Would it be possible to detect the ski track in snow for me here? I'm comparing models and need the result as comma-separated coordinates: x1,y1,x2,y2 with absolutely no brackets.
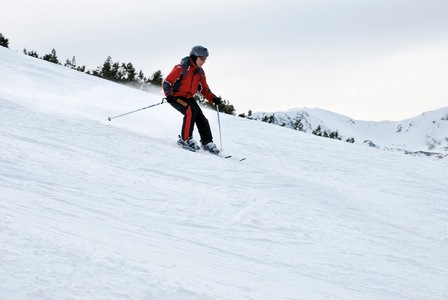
1,47,448,299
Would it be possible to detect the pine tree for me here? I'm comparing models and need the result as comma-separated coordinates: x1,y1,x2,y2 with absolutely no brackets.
312,125,323,136
148,70,163,86
62,56,85,72
112,62,122,81
64,56,77,69
218,99,236,116
76,65,86,72
123,62,136,82
346,137,355,143
100,56,115,80
23,48,39,58
294,119,304,131
329,130,341,140
0,33,9,48
42,49,60,64
138,70,146,82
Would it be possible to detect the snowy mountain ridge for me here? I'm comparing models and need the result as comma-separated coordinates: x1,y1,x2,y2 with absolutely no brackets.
1,46,448,299
250,106,448,158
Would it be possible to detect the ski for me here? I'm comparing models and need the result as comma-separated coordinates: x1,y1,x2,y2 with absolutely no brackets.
178,143,198,152
218,153,246,162
207,151,246,162
223,155,246,162
177,143,246,162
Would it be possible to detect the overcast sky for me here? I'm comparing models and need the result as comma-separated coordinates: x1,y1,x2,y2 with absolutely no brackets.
2,0,448,121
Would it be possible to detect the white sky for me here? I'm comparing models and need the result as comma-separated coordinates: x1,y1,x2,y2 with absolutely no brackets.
2,0,448,121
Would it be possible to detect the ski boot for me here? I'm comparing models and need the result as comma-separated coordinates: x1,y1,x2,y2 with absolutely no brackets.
177,136,201,151
202,141,220,155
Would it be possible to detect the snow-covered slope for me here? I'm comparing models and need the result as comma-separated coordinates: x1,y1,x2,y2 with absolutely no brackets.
1,46,448,300
250,106,448,156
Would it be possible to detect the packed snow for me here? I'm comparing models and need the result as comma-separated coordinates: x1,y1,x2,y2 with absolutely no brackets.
1,46,448,299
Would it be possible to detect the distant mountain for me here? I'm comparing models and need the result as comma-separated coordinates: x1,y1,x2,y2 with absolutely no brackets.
249,107,448,158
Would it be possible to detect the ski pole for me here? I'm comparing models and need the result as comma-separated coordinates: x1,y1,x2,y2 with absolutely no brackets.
107,98,166,121
216,105,223,151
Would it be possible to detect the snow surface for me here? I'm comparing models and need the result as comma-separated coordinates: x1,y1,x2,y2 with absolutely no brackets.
1,46,448,299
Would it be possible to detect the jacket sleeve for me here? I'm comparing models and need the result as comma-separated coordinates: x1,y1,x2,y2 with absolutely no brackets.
163,64,183,97
199,71,216,103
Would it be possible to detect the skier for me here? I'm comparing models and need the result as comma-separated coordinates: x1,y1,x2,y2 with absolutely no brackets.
163,45,221,154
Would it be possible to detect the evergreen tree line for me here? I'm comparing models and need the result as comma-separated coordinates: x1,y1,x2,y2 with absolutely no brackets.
88,55,163,91
22,47,163,90
0,31,238,115
311,125,355,143
22,46,237,114
241,111,355,144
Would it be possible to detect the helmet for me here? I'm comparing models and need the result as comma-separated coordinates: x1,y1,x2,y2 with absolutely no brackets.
190,45,209,57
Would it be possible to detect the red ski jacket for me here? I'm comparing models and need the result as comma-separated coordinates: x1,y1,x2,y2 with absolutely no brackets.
163,57,216,103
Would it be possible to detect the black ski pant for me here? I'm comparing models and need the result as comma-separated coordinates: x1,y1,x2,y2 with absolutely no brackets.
169,97,213,145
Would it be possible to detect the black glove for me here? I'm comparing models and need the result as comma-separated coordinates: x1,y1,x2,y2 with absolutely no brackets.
166,95,175,103
212,97,221,105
